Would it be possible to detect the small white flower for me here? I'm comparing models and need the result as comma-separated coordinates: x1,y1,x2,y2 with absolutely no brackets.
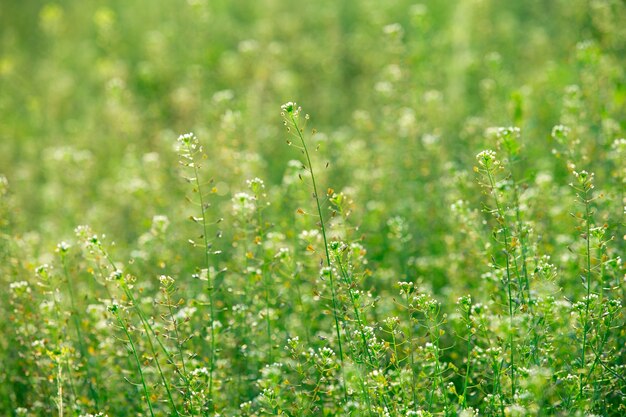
476,149,499,169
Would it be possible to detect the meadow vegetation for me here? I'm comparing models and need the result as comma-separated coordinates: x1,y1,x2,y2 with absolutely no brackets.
0,0,624,416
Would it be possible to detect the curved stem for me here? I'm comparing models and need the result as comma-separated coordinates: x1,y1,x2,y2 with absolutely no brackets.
115,311,155,417
289,113,347,402
187,142,217,410
486,171,516,399
578,187,592,399
61,255,100,408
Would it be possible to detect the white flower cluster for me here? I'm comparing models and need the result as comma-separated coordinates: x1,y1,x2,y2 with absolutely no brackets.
551,124,570,142
475,149,499,169
177,132,198,146
190,367,210,378
158,274,175,287
232,192,256,216
9,281,31,294
280,101,301,117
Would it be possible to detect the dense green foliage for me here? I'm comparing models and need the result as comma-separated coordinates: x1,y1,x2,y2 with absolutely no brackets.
1,0,624,416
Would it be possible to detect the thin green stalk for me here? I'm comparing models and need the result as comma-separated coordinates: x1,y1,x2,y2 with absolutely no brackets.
64,358,78,408
97,248,182,416
39,268,71,415
306,375,326,414
461,316,473,408
56,358,63,417
578,185,592,399
503,135,530,307
585,310,614,390
335,254,394,414
114,309,155,417
287,204,313,346
61,254,100,408
235,200,252,402
287,109,347,401
166,294,188,377
186,141,217,409
336,256,375,367
513,185,532,307
263,263,273,364
292,241,311,346
252,187,274,364
357,373,374,417
388,326,405,415
495,359,506,417
428,314,449,416
486,170,516,398
122,284,181,417
461,336,472,408
96,252,176,371
404,293,418,410
478,317,505,417
164,288,195,416
598,241,606,303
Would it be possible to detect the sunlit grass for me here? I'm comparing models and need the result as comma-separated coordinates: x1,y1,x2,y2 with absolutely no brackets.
1,1,624,416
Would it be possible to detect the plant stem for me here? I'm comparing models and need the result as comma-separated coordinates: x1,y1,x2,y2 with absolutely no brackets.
263,263,273,364
335,254,393,414
404,293,418,410
513,185,532,307
430,313,449,416
486,171,516,399
115,310,155,417
165,290,196,416
461,319,473,408
61,255,101,408
97,248,181,415
56,359,63,417
187,142,217,410
579,186,592,399
289,112,347,402
122,284,181,416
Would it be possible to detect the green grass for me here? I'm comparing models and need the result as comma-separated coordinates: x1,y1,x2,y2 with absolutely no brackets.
1,1,625,416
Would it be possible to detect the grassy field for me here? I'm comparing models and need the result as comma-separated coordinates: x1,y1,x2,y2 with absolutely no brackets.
1,0,625,416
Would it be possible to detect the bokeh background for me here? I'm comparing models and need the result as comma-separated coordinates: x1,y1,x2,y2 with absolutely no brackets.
1,1,625,415
2,0,623,257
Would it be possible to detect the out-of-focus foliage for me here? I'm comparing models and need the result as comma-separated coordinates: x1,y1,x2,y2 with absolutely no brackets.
0,0,624,416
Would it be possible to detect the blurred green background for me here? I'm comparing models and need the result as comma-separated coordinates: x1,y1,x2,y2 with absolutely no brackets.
1,0,624,259
1,1,625,415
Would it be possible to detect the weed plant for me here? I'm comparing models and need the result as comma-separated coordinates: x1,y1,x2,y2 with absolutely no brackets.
1,1,624,416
